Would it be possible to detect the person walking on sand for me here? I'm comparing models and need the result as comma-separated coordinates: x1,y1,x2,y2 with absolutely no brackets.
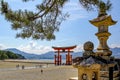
41,69,43,74
22,65,25,69
16,64,20,69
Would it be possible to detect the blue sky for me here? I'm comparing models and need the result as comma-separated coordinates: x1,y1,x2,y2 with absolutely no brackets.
0,0,120,54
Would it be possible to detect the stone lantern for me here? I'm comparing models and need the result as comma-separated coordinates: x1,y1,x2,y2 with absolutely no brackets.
89,15,117,60
73,41,119,80
73,14,119,80
73,1,119,80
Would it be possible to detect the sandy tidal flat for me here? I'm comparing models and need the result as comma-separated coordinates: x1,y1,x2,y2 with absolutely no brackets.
0,60,78,80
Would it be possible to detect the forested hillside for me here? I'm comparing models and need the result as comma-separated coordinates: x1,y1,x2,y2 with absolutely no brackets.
0,50,25,60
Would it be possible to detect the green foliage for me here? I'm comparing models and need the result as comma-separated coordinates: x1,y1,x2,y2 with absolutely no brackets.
79,0,99,11
0,0,112,40
79,0,112,16
0,51,8,60
0,0,68,40
0,50,25,60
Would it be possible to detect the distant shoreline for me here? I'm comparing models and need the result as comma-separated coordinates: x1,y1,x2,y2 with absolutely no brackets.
3,59,54,64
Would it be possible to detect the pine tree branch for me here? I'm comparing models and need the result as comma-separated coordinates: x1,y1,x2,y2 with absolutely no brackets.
0,0,68,40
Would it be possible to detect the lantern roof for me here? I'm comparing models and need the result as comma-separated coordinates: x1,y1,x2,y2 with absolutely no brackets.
79,56,114,66
89,15,117,27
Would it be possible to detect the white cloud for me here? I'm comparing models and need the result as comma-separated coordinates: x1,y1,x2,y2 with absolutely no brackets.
74,44,83,52
63,2,84,12
63,1,88,21
68,13,87,20
109,44,120,48
17,41,84,54
5,0,21,2
0,44,7,50
18,41,53,54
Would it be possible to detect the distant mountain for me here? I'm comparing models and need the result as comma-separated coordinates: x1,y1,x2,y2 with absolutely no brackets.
72,52,82,58
38,51,54,59
39,51,83,59
0,50,25,60
5,48,38,59
111,47,120,58
4,47,120,59
4,48,82,59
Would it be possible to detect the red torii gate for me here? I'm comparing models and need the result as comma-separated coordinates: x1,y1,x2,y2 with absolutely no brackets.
52,45,76,65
